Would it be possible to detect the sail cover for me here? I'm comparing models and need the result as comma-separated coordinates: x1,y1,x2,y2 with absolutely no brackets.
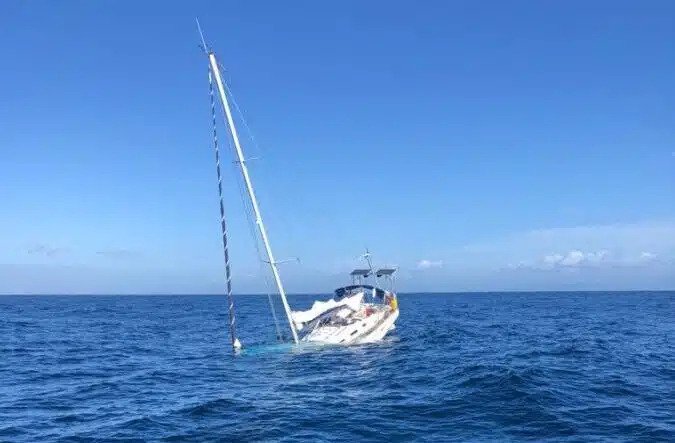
292,292,363,326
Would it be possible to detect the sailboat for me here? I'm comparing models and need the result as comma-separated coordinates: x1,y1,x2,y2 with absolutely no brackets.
293,252,400,345
198,22,399,349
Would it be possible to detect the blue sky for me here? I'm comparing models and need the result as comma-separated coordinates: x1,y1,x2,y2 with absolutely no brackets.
1,1,673,294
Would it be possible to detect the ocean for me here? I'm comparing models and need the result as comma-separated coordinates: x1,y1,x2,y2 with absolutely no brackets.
1,292,673,442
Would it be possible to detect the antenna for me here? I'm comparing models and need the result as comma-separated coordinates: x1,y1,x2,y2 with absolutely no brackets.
195,17,208,53
361,248,374,274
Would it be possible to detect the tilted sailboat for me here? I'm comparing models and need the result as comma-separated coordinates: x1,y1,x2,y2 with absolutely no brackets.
293,252,400,345
198,22,399,349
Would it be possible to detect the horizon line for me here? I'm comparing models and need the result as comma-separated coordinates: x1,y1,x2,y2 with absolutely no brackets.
1,289,673,296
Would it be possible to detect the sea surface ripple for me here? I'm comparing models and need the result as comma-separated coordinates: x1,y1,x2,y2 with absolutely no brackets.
1,292,673,442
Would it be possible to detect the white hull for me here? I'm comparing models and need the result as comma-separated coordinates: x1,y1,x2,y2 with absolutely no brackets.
302,306,399,345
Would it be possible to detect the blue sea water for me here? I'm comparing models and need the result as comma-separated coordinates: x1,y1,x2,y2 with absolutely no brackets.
1,292,673,442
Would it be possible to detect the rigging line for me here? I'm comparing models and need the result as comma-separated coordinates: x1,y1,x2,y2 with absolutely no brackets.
261,255,285,341
220,63,299,263
218,62,264,158
236,166,284,341
229,146,284,342
218,66,286,342
219,63,301,268
223,95,284,342
218,71,285,341
208,67,239,350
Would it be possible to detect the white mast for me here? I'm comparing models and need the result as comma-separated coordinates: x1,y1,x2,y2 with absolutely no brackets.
207,52,299,344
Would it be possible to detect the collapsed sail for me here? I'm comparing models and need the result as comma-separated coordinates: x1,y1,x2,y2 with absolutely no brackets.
291,292,364,328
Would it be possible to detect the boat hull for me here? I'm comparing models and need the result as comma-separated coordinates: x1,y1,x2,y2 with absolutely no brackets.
302,307,399,345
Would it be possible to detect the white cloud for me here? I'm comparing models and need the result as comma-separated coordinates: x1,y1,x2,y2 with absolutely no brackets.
514,248,660,271
27,244,68,257
639,251,657,262
417,259,444,269
559,250,585,266
461,220,674,267
405,221,674,290
538,249,608,269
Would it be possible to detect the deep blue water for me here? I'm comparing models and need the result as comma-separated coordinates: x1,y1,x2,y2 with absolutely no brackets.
1,292,673,442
